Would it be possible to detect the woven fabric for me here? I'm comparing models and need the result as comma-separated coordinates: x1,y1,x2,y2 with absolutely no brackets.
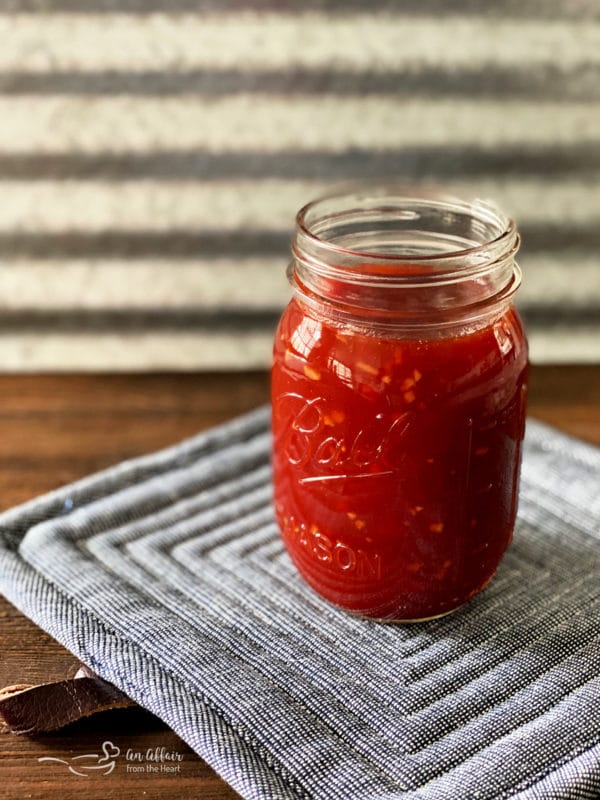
0,406,599,799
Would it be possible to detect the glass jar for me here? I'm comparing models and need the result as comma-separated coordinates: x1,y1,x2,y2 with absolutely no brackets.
271,187,528,622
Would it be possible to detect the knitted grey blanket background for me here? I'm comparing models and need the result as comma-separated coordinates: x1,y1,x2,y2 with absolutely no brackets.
0,406,599,799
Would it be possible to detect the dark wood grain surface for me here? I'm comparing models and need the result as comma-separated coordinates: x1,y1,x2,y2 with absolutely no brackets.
1,367,599,799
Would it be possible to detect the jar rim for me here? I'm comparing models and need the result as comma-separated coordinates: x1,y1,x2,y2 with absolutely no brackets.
290,184,522,328
294,184,518,271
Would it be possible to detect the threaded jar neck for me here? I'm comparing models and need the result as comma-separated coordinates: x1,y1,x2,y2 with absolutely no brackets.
289,186,521,331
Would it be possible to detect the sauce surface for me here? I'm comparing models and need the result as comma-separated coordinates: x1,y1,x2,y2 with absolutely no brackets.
272,297,528,620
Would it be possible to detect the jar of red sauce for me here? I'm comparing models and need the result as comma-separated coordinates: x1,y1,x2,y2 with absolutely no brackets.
272,188,528,622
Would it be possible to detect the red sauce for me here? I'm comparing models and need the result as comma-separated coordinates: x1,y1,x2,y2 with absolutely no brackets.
272,296,528,620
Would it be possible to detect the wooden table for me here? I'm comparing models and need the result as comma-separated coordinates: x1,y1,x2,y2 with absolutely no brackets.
1,367,599,799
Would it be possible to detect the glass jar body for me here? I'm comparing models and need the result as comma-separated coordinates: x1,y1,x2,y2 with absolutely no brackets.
272,298,528,621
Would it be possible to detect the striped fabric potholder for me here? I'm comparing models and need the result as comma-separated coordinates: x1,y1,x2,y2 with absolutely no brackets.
0,406,599,799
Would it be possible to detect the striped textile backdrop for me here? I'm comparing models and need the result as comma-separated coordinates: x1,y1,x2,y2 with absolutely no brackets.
1,0,599,370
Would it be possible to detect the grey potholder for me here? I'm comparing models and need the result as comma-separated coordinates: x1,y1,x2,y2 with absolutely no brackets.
0,406,599,799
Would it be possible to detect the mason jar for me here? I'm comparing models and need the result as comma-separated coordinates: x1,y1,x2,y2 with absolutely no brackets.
271,187,528,622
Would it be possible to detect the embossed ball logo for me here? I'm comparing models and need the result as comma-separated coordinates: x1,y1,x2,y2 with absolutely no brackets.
274,392,413,481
